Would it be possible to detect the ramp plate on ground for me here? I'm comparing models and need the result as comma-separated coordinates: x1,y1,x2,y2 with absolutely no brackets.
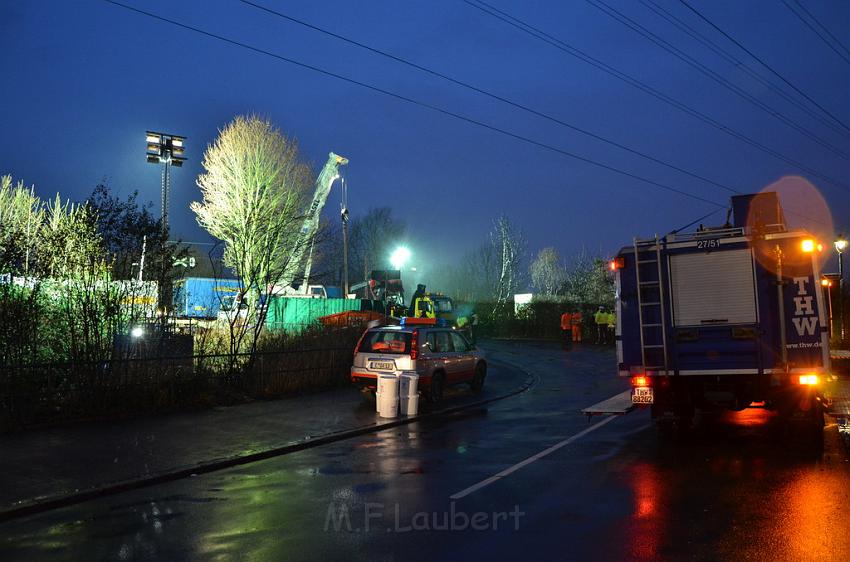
582,390,635,416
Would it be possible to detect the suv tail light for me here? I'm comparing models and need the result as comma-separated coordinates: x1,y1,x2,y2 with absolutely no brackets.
410,329,419,360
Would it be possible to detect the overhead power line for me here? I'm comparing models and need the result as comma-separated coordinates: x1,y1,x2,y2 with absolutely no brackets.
584,0,850,162
678,0,850,135
782,0,850,68
462,0,850,193
640,0,850,140
242,0,834,228
241,0,742,196
101,0,727,209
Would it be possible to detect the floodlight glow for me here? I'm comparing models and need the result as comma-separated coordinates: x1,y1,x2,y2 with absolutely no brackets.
130,326,144,338
390,247,411,269
835,237,848,253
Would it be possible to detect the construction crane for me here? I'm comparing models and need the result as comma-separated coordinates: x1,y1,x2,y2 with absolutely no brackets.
278,152,348,292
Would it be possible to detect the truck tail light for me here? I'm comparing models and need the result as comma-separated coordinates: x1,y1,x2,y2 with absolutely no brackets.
609,257,625,271
410,329,419,360
631,375,649,388
798,374,819,385
801,239,821,253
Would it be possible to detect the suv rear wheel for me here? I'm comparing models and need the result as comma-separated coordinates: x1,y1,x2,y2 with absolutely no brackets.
470,363,486,393
428,372,445,404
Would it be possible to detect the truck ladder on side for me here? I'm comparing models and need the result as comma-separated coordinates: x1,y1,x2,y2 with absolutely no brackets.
633,236,669,375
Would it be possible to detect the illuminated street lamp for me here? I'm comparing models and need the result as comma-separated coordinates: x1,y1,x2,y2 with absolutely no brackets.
835,236,848,341
145,131,187,232
390,247,411,270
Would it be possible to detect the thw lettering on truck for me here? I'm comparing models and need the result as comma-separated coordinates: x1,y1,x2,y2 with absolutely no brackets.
791,276,818,337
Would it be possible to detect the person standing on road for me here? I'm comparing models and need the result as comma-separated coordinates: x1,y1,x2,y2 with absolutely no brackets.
606,309,616,346
594,306,607,345
408,283,426,316
560,309,572,349
570,308,583,343
469,312,479,344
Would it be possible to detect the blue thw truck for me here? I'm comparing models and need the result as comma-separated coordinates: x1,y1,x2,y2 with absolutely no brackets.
613,193,831,428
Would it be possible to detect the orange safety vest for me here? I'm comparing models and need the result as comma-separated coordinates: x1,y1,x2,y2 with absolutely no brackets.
571,311,583,326
560,312,571,330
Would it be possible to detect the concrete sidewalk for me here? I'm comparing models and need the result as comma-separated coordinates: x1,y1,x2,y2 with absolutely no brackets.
0,386,375,511
0,349,530,513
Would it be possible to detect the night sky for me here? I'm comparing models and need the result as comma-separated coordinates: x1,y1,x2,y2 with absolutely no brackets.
3,0,850,273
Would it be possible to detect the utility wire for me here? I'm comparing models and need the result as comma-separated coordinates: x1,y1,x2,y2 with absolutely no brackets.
641,0,850,140
679,0,850,134
782,0,850,67
668,207,725,235
584,0,850,161
462,0,850,192
101,0,726,209
241,0,740,196
243,1,835,229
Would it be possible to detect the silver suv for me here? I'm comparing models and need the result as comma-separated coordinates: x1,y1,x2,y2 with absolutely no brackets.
350,322,486,403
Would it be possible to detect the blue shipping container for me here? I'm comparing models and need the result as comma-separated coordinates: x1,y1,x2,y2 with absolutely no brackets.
173,277,241,319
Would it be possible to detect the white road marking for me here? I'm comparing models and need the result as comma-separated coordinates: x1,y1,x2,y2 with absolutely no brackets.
449,415,620,500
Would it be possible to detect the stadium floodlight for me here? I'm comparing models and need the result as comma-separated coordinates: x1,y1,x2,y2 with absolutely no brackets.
145,130,187,231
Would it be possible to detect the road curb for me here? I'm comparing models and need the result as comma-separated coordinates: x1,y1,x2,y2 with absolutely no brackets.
0,361,535,523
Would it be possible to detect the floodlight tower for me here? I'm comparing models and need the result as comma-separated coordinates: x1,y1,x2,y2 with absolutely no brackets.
145,131,186,232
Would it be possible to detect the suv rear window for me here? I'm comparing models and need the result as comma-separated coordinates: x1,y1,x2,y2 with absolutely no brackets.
359,330,412,354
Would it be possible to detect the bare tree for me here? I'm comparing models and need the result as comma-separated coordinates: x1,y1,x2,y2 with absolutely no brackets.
530,247,566,297
433,215,525,306
447,242,500,302
491,215,525,313
348,207,406,281
563,249,615,306
192,115,313,360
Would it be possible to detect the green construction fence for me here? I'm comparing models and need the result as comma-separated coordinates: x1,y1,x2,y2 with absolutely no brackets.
265,297,385,333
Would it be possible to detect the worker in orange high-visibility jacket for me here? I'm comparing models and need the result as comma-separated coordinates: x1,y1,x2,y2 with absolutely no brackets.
560,310,572,349
570,310,583,343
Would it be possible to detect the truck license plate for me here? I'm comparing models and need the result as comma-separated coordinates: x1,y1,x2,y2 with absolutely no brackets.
370,360,395,371
632,387,654,404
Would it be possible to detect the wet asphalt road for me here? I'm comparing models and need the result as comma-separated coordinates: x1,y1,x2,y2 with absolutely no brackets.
2,341,850,561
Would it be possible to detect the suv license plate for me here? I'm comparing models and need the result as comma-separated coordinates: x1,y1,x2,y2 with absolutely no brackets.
370,360,395,371
632,387,654,404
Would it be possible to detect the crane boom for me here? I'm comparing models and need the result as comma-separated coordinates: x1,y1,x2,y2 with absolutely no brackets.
279,152,348,290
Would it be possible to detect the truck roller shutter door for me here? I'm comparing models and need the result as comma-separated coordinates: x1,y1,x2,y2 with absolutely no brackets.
670,248,757,326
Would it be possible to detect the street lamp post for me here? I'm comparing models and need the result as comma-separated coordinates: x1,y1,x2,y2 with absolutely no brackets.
340,177,349,297
145,131,187,232
836,236,848,342
822,278,834,337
